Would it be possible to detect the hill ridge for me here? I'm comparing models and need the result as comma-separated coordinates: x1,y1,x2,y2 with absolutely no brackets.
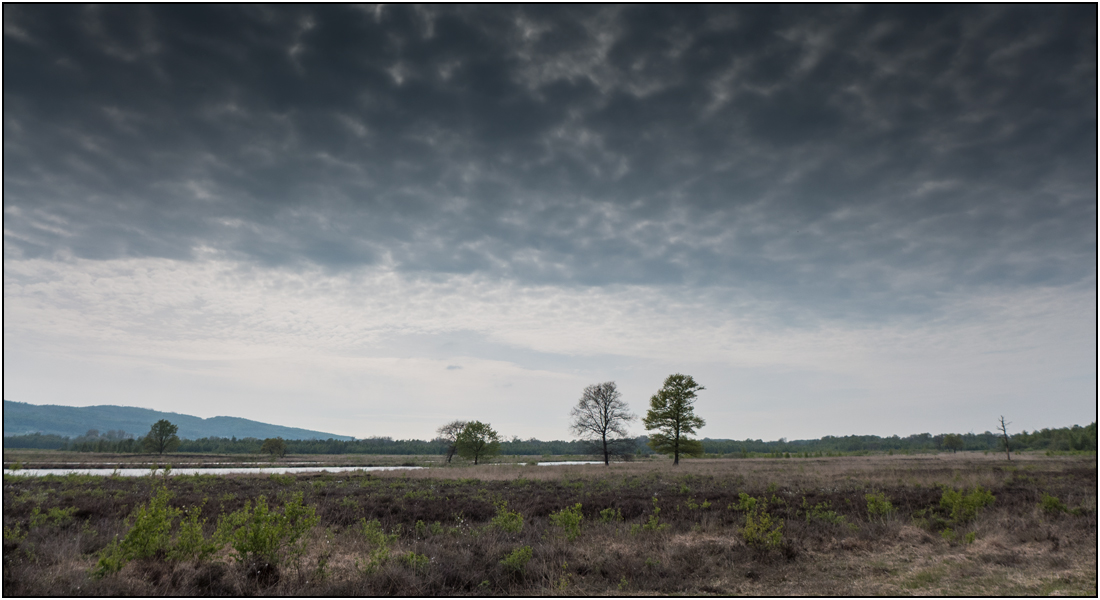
2,400,352,441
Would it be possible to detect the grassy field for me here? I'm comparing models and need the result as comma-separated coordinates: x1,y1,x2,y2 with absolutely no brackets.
3,452,1095,595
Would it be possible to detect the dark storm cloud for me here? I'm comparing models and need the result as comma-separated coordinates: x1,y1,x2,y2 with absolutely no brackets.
4,4,1095,317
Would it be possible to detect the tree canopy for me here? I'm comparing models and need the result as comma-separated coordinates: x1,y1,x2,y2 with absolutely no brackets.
261,437,287,458
643,374,706,465
941,434,964,453
141,419,180,455
455,421,501,465
435,420,468,464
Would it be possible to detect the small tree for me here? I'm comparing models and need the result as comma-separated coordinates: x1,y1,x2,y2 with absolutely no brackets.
643,374,706,465
142,420,180,455
998,416,1012,461
455,421,501,465
942,434,964,454
570,382,636,465
436,420,468,464
261,437,287,459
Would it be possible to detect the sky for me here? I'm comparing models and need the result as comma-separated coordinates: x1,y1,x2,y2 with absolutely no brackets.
3,5,1096,442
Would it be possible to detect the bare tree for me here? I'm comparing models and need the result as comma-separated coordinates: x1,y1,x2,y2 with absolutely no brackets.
998,416,1012,461
570,382,636,465
436,420,468,463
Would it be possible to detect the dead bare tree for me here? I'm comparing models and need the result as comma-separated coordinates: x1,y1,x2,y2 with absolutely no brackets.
436,420,467,463
998,415,1012,461
570,382,636,465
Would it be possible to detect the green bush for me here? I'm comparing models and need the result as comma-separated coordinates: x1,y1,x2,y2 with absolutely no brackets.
684,497,712,510
939,487,995,524
168,506,218,562
402,551,430,573
357,518,396,573
741,503,783,549
865,492,894,517
549,503,583,541
500,545,533,574
1038,493,1080,515
360,518,398,547
642,497,668,532
29,505,79,528
215,492,319,568
801,497,853,529
729,492,757,512
94,486,184,577
491,501,524,533
598,507,623,523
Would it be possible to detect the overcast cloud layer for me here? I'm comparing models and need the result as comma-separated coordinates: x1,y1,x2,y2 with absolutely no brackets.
4,5,1096,441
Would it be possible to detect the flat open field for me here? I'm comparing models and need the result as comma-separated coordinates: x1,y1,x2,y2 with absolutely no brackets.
2,449,450,469
3,452,1096,595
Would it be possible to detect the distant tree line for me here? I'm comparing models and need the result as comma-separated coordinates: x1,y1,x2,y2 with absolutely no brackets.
698,422,1097,456
5,422,1095,456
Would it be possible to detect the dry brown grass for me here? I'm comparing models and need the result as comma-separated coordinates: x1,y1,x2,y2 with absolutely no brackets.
3,452,1095,595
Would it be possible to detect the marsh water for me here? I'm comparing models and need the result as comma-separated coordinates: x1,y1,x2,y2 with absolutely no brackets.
3,460,609,476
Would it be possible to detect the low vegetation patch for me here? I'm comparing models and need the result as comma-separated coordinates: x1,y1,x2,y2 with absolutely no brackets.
2,454,1095,595
549,503,583,541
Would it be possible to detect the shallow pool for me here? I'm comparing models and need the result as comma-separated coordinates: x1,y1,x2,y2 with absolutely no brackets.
3,465,424,477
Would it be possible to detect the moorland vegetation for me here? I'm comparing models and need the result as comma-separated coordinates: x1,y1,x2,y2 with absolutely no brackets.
3,454,1095,595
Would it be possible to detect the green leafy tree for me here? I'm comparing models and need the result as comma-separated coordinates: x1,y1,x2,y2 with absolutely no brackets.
643,374,706,465
455,421,501,465
142,420,181,455
570,382,636,465
435,420,468,464
261,437,287,459
942,434,964,453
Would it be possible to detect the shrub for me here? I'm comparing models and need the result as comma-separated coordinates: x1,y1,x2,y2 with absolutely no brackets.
360,518,398,547
642,497,668,532
1039,493,1080,515
357,518,396,573
729,492,757,513
801,498,853,529
94,486,182,577
599,507,623,523
500,545,533,574
685,497,711,510
215,492,319,569
549,503,583,541
168,506,219,562
402,551,430,573
865,492,894,518
3,524,27,543
269,474,294,486
741,504,783,549
491,501,524,533
29,505,79,528
939,487,995,524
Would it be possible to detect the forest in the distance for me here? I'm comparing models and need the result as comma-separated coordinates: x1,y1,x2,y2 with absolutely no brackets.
5,422,1095,457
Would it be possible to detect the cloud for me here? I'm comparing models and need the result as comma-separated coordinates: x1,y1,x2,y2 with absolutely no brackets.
3,5,1095,439
3,6,1093,314
4,256,1094,438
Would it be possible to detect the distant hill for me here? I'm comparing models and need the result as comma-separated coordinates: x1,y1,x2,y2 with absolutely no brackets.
3,400,352,441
